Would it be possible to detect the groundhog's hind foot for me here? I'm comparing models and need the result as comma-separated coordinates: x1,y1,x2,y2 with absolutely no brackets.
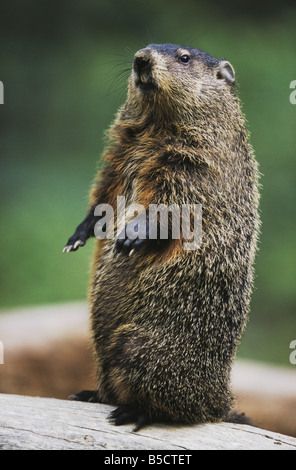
225,410,253,426
69,389,98,403
109,404,150,432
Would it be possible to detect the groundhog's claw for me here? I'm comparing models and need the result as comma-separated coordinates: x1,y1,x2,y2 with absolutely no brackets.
109,404,150,432
69,389,98,402
114,237,148,256
62,237,86,253
62,240,84,253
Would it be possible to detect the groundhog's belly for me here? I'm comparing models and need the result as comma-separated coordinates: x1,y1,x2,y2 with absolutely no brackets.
91,243,203,331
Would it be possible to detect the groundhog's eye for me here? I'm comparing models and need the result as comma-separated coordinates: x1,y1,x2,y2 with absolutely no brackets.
178,54,191,64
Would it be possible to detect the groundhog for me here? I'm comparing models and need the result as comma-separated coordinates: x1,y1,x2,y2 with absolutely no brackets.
63,43,260,431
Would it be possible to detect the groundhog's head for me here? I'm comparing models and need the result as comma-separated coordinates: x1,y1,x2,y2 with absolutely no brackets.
126,43,236,123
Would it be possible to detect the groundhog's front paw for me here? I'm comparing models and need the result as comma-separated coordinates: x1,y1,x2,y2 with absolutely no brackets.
114,236,149,256
63,210,97,253
63,232,86,253
114,221,150,255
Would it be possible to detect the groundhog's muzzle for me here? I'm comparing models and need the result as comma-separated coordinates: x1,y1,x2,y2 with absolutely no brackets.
133,49,157,93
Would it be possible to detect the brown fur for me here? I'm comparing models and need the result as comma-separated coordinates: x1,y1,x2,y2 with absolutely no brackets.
69,44,260,426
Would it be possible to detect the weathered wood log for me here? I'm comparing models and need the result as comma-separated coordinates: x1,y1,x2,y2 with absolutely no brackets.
0,393,295,450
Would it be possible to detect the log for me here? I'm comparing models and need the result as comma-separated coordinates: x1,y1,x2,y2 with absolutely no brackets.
0,393,296,451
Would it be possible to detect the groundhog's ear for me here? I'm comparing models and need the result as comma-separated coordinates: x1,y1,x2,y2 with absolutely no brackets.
216,61,235,85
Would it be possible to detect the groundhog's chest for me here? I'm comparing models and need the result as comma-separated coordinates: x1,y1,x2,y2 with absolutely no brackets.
119,143,201,207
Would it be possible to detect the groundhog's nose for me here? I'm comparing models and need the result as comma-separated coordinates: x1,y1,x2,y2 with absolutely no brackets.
133,55,152,75
133,49,156,91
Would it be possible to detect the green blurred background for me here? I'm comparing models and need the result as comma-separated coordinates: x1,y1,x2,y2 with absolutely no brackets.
0,0,295,366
